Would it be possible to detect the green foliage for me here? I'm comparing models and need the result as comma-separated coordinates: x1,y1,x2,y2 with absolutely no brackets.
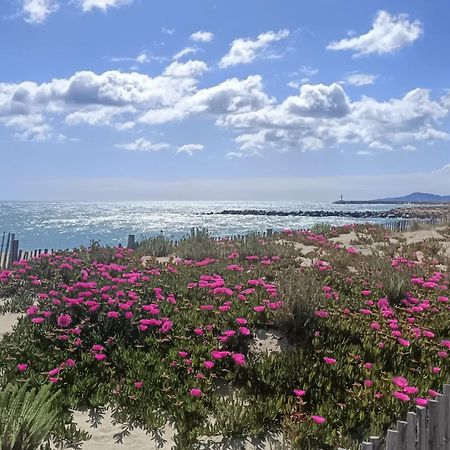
175,228,222,260
309,222,332,236
135,234,174,257
0,383,59,450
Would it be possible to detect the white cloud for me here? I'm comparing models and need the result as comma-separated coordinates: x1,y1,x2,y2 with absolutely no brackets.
163,60,208,78
21,0,58,23
173,47,197,60
176,143,204,155
345,73,377,86
219,29,290,68
190,31,214,43
139,75,273,125
356,150,373,156
116,138,170,151
402,144,417,152
327,10,423,56
162,27,175,35
78,0,133,12
218,84,449,155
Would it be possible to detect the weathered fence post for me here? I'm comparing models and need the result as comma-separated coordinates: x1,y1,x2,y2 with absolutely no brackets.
443,384,450,450
11,239,19,263
397,420,407,450
417,406,428,450
127,234,136,249
429,399,440,449
386,429,398,450
267,228,273,237
406,411,417,449
369,436,381,450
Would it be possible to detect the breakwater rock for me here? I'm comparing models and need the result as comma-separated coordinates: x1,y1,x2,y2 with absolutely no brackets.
206,207,450,220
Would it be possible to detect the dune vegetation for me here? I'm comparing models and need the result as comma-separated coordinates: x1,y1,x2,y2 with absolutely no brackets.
0,223,449,449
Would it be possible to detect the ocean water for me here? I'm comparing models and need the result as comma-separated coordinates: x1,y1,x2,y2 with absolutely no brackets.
0,201,398,251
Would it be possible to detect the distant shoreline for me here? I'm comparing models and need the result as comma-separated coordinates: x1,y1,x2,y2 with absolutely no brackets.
334,200,450,205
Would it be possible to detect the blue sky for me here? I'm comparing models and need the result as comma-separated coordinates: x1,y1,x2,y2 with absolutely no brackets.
0,0,449,200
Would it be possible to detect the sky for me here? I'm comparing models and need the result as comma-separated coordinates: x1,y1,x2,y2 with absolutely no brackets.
0,0,449,201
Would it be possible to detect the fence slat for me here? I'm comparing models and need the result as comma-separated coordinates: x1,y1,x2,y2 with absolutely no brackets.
369,436,381,450
386,429,399,450
361,443,372,450
406,411,417,450
429,399,440,450
397,420,407,450
443,385,450,450
417,405,428,450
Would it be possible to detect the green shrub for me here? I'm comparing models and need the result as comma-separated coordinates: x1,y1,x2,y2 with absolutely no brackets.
0,383,59,450
136,234,174,257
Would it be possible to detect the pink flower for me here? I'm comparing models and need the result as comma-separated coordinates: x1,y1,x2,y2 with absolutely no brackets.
311,415,326,424
253,306,265,313
232,353,246,366
189,388,202,397
323,357,336,365
293,389,306,397
203,360,215,369
236,317,248,325
65,358,76,367
392,376,408,388
107,311,119,319
404,386,418,395
416,397,428,406
398,338,410,347
393,391,410,402
94,353,106,361
57,314,72,328
194,328,204,335
17,363,28,373
31,317,44,324
178,351,188,358
134,381,144,389
92,344,104,352
239,327,251,336
429,389,438,398
48,367,60,377
364,379,373,388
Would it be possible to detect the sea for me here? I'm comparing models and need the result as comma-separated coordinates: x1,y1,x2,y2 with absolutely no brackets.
0,201,400,251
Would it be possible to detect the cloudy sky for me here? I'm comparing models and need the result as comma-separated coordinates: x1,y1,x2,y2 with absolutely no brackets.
1,0,449,201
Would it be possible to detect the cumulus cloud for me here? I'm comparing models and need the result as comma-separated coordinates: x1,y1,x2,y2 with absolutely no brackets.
116,138,170,151
78,0,133,12
139,75,273,124
21,0,58,23
163,60,208,78
327,10,423,56
190,31,214,42
176,144,204,155
173,47,197,60
219,29,290,68
1,60,449,154
0,60,209,140
345,73,377,86
218,84,449,154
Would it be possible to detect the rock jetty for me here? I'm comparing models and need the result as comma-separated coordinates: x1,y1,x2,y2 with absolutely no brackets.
207,205,450,220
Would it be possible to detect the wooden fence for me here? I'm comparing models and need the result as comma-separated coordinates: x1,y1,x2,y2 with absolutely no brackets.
339,384,450,450
1,216,448,269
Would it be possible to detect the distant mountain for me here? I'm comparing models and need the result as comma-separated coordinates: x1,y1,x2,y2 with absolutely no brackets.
374,192,450,203
334,192,450,204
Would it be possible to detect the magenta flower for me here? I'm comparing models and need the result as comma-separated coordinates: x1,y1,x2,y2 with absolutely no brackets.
92,344,104,352
364,379,373,388
293,389,306,397
189,388,202,397
57,314,72,328
31,317,44,324
65,358,76,367
393,391,410,402
94,353,106,361
311,415,326,424
203,360,215,369
323,357,336,365
17,363,28,373
239,326,251,336
416,397,428,406
232,353,246,366
392,376,408,388
107,311,119,319
134,381,144,389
